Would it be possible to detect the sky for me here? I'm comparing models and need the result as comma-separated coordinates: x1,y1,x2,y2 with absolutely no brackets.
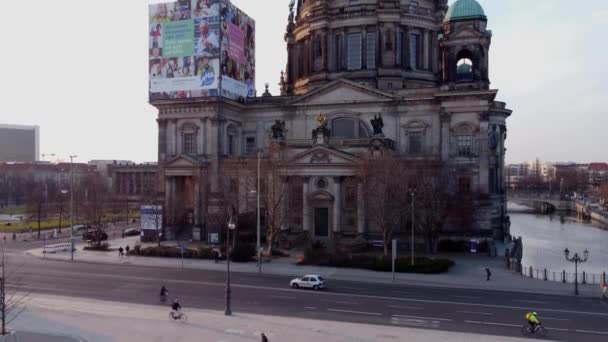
0,0,606,165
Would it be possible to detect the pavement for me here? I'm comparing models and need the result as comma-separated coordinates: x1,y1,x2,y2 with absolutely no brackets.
8,293,539,342
25,236,605,298
6,246,608,341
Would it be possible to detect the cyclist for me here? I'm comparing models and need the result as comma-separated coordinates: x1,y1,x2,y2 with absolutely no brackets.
171,299,182,319
160,285,168,302
525,311,540,332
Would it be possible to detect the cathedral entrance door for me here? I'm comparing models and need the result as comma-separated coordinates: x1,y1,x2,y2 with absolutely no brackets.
314,208,329,238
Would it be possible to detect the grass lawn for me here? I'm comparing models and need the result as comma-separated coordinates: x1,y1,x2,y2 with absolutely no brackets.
0,206,26,215
0,219,72,233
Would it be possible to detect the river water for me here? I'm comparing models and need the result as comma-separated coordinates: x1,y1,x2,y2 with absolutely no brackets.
509,202,608,277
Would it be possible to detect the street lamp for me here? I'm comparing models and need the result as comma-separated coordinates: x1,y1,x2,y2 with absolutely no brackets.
60,189,68,234
69,155,78,261
564,248,589,295
409,188,416,267
225,212,236,316
256,148,262,273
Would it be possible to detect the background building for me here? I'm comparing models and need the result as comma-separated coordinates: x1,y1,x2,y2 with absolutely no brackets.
0,124,40,162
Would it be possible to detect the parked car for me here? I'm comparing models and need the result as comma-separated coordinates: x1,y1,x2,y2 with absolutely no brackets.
290,275,325,290
123,228,141,236
82,230,108,242
73,225,87,232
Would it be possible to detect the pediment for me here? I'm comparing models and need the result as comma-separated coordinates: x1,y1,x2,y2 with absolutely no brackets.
292,79,395,106
164,154,204,168
288,146,359,165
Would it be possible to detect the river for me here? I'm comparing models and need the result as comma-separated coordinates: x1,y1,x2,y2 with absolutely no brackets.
509,202,608,277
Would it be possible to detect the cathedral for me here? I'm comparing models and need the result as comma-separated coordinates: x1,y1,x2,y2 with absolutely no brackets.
151,0,512,245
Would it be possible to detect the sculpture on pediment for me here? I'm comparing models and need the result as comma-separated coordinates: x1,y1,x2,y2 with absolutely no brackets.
310,151,331,164
371,114,384,135
312,113,331,141
488,125,499,152
271,120,286,140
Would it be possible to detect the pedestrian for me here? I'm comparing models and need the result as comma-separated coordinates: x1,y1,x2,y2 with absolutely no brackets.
261,333,269,342
214,250,220,264
125,245,130,255
485,267,492,281
118,246,124,257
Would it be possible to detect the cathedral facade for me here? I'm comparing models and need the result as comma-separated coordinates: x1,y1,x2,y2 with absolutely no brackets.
151,0,512,244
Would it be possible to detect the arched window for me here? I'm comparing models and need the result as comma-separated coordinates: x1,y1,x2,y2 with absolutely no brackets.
331,117,370,139
456,50,474,81
226,124,238,155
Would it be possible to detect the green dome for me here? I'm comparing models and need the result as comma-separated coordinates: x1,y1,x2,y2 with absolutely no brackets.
457,63,472,74
444,0,486,23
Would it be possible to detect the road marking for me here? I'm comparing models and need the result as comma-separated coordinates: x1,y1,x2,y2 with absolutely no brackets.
340,287,362,291
465,320,519,328
388,305,423,310
575,330,608,335
26,268,608,318
268,295,296,299
513,300,548,305
541,317,570,321
393,315,452,322
449,295,480,299
546,327,569,332
328,309,382,316
457,310,494,316
333,300,357,305
304,306,317,310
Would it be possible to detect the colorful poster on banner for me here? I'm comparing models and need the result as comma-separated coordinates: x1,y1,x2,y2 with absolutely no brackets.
220,0,255,99
148,0,254,101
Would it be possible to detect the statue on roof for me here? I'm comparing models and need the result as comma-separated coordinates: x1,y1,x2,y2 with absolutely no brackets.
271,120,286,140
371,114,384,135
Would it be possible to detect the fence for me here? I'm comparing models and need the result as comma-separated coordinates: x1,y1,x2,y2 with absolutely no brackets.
43,243,72,254
521,265,607,286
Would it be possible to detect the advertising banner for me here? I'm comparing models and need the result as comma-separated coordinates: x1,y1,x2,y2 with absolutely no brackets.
149,0,254,101
141,205,163,231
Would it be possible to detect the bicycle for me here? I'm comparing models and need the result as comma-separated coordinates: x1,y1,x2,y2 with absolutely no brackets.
169,310,188,322
521,323,548,337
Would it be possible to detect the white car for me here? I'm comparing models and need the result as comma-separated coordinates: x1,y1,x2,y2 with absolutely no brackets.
290,275,325,290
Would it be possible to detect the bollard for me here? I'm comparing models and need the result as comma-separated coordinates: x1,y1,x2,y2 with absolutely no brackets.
529,266,534,278
562,270,566,283
543,269,548,281
582,272,587,285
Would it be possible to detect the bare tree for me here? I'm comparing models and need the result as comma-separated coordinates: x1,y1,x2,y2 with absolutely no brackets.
141,178,163,246
0,243,29,335
80,174,110,247
25,179,46,238
257,143,289,256
358,154,408,257
412,166,452,254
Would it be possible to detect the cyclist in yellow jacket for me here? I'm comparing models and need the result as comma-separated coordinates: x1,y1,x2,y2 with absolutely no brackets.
526,312,540,331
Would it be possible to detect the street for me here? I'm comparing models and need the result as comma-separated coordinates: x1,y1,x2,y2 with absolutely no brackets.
5,249,608,342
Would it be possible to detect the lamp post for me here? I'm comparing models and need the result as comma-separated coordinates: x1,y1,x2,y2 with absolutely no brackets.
410,188,415,267
256,148,262,273
69,155,78,261
564,248,589,295
60,189,68,234
225,212,236,316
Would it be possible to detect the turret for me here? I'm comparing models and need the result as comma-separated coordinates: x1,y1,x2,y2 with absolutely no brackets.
440,0,491,91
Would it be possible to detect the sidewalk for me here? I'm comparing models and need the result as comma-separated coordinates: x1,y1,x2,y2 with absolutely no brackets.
27,237,604,298
9,293,535,342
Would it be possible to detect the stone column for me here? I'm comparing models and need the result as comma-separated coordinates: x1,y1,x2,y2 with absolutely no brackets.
479,120,490,194
357,181,365,235
440,112,451,162
404,26,411,70
158,119,167,162
423,29,430,70
302,177,310,233
333,177,342,234
193,176,201,241
164,177,172,225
